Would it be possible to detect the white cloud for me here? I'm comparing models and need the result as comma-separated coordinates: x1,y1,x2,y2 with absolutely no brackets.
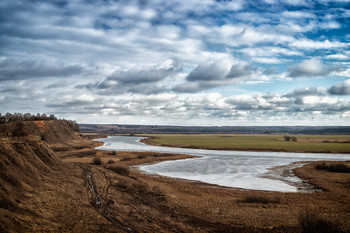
281,11,315,18
281,0,310,6
319,21,341,29
240,47,302,57
302,96,339,105
277,21,316,33
290,39,348,49
288,57,341,77
253,57,284,64
63,94,95,105
1,0,349,125
333,68,350,77
328,80,350,95
325,54,348,60
173,58,253,92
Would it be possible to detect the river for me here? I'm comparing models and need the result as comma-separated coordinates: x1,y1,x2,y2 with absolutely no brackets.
95,136,350,192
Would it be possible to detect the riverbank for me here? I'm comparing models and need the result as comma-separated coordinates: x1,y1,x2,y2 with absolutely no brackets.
140,134,350,154
62,142,350,232
2,124,349,232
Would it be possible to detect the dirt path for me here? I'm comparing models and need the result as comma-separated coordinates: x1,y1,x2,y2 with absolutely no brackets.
96,168,111,200
79,164,137,232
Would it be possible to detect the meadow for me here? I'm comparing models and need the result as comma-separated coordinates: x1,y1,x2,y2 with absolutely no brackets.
142,134,350,154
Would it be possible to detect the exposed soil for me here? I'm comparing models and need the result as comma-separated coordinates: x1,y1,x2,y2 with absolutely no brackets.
1,121,349,232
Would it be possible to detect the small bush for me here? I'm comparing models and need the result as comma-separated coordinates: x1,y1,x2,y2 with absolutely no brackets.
137,154,147,159
108,151,117,155
316,162,350,173
120,157,132,162
12,122,28,137
107,160,115,164
242,194,280,204
92,157,102,165
112,179,147,194
112,179,129,190
298,209,339,233
147,186,167,202
108,165,130,176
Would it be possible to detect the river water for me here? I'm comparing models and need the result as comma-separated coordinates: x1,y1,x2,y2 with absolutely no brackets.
95,136,350,192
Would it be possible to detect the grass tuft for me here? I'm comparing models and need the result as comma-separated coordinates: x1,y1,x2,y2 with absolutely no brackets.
92,157,102,165
107,159,115,164
120,157,132,162
136,154,147,159
298,208,340,233
242,194,281,204
108,165,130,176
316,162,350,173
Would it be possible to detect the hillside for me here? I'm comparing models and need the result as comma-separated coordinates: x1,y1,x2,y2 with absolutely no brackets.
0,120,115,232
1,119,350,232
1,120,83,147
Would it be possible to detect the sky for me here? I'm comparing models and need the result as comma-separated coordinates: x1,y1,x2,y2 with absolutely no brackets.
0,0,350,126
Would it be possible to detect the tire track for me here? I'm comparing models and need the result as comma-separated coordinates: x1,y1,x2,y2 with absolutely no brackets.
96,168,111,200
77,164,137,232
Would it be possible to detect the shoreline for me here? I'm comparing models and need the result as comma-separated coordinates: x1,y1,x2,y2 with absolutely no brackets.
60,136,350,232
94,136,348,193
140,136,350,154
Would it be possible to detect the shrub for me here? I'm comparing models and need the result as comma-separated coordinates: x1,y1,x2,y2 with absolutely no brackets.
112,179,129,190
298,209,339,233
92,157,102,165
12,122,28,137
147,186,167,202
109,151,117,155
120,157,132,162
284,135,291,141
108,165,130,176
316,162,350,173
112,179,148,194
242,194,280,204
107,160,115,164
137,154,147,159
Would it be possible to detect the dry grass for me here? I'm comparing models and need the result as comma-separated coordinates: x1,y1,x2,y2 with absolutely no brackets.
316,162,350,173
298,208,341,233
242,193,281,204
120,157,132,162
92,157,102,165
142,134,350,153
107,165,130,176
2,123,350,232
107,159,115,164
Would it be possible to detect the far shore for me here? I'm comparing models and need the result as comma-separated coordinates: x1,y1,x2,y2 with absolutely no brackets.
140,136,350,154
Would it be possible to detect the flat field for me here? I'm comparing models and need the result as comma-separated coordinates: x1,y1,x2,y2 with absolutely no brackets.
142,134,350,153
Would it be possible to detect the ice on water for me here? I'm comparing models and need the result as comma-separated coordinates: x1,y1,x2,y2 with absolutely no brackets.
96,136,350,192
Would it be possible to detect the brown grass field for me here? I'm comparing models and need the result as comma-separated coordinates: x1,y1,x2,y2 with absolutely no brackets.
141,134,350,153
1,122,350,232
56,145,350,233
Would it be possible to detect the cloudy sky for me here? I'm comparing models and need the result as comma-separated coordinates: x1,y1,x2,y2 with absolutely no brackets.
1,0,350,125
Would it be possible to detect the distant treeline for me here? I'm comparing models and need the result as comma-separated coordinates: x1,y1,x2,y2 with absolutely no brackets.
0,112,80,133
0,112,57,124
80,124,350,135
